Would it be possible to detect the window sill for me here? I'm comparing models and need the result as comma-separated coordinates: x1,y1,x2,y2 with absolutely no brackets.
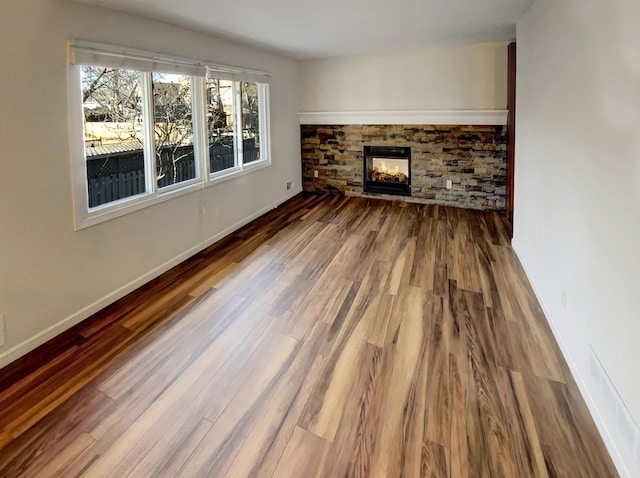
207,159,270,186
74,158,270,230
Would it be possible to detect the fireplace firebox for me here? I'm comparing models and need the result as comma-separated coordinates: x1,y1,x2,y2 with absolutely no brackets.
363,146,411,196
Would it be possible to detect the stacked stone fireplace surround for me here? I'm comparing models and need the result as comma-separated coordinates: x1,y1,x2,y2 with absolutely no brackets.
301,124,507,211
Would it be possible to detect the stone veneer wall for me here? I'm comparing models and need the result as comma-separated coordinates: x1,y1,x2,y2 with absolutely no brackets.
301,124,507,211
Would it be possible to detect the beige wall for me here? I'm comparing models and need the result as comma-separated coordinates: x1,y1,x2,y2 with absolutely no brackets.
515,0,640,475
0,0,301,366
298,43,508,112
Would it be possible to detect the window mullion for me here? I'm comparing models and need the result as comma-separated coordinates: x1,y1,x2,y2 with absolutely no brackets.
192,76,208,179
141,72,157,195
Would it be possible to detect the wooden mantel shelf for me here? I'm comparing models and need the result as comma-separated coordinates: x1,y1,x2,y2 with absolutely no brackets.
298,109,508,126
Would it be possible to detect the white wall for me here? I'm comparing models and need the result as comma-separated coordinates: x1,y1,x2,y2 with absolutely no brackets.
0,0,301,367
298,43,508,112
515,0,640,475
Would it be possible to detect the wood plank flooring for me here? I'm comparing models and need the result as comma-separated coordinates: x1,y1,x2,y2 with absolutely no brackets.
0,193,618,477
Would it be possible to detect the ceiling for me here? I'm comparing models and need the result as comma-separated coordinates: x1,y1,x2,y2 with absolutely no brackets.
77,0,534,59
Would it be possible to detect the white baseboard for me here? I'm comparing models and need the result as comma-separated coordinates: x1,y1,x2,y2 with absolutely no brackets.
0,187,302,369
512,240,636,478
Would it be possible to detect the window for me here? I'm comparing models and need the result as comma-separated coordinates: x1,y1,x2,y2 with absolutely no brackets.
82,67,147,208
241,82,261,164
69,41,270,229
206,78,235,174
152,73,197,189
204,78,269,175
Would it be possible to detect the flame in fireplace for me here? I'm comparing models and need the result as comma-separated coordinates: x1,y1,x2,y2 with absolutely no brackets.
379,160,400,175
371,158,408,183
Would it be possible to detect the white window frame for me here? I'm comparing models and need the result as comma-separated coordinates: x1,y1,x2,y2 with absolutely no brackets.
68,40,271,230
152,74,201,194
203,76,271,182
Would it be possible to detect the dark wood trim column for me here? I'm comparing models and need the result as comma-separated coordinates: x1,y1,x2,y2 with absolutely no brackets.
506,42,516,233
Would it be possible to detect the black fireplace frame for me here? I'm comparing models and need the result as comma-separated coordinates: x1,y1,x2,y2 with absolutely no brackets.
363,145,411,196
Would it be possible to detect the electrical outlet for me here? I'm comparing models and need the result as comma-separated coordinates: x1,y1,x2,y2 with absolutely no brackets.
216,206,222,217
314,170,319,178
199,201,206,215
286,181,293,191
0,314,5,347
446,180,452,189
561,289,568,310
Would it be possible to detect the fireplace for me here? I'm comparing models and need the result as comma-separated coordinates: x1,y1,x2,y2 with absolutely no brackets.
363,146,411,196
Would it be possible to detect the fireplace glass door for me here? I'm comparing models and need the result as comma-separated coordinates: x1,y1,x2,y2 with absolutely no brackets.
363,146,411,196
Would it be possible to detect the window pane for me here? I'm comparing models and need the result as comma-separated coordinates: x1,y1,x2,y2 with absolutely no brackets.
241,82,260,164
152,73,196,188
82,66,146,208
206,78,235,174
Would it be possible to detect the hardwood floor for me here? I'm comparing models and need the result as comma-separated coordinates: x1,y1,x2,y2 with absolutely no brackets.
0,193,618,477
